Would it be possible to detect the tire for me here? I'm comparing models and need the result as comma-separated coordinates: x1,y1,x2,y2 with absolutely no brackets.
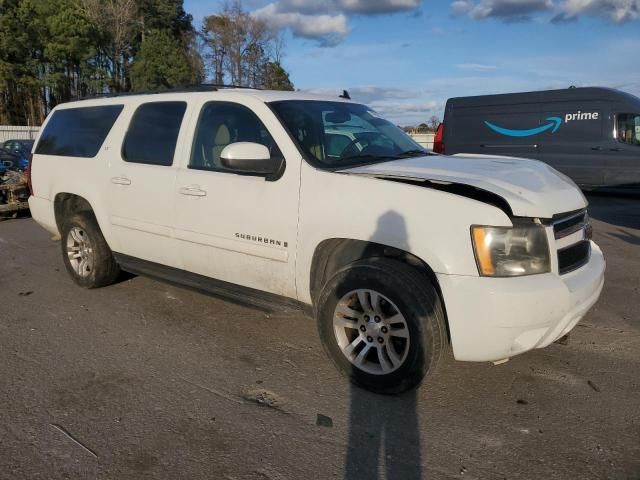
317,257,446,394
60,211,120,288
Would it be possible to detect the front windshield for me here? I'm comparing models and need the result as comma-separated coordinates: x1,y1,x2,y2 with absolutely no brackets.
270,100,428,168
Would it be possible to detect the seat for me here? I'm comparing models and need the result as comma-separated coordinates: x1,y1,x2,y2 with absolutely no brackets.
201,123,231,168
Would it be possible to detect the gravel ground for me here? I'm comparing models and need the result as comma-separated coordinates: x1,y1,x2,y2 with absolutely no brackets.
0,193,638,480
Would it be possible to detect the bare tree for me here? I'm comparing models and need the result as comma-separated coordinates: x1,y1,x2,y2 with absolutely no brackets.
202,14,229,85
272,31,286,65
427,115,441,131
201,1,287,88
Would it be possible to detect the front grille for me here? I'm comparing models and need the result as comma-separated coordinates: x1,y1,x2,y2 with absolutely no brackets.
551,209,591,275
553,210,588,239
558,240,591,275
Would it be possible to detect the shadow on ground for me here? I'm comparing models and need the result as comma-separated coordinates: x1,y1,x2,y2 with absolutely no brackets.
586,192,640,231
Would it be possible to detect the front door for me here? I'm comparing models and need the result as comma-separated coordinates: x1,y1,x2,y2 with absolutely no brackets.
173,99,300,299
604,112,640,186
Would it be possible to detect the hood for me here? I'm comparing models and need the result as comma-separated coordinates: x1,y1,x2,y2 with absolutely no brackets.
340,154,587,218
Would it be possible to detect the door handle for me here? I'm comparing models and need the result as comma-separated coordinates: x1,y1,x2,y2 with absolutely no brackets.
591,146,603,151
179,186,207,197
610,147,622,152
111,176,131,185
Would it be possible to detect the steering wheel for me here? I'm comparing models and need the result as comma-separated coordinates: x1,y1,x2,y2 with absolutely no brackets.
339,137,371,158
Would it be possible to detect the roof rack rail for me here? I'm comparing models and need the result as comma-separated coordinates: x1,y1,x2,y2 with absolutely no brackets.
77,83,260,101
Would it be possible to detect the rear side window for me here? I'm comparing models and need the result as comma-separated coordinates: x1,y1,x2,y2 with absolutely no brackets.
123,102,187,166
35,105,123,158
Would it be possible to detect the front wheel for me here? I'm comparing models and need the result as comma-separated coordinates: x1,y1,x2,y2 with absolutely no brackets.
317,258,446,394
60,212,120,288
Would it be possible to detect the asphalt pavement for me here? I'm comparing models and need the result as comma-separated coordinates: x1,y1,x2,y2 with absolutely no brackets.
0,193,638,480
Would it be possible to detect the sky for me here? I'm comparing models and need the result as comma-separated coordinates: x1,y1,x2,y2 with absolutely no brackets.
184,0,640,125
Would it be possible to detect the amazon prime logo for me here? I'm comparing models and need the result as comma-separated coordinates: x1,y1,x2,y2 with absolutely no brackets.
564,111,599,123
484,111,599,138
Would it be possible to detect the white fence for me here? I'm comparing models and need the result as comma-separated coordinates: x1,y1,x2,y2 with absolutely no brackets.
409,133,435,151
0,126,40,144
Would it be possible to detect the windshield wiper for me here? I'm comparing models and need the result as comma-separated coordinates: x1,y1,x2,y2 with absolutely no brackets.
393,149,428,158
336,150,428,169
329,154,401,170
340,154,390,162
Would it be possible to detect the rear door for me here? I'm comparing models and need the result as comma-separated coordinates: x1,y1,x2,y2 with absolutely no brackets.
107,101,190,267
537,101,605,186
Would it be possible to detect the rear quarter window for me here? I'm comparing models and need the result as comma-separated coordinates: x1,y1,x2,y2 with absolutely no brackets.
35,105,124,158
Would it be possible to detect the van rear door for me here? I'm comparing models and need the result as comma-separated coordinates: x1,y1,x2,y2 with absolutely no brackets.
537,101,605,187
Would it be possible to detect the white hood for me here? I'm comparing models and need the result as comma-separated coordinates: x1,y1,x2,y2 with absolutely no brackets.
341,154,587,218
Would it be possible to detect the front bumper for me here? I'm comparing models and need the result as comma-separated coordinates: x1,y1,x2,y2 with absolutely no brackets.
437,241,605,362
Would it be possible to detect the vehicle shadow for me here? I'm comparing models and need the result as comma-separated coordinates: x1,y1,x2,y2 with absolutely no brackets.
585,192,640,231
345,388,422,479
606,229,640,246
343,211,423,479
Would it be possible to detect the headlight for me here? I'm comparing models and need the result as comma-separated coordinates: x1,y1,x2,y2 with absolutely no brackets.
471,224,550,277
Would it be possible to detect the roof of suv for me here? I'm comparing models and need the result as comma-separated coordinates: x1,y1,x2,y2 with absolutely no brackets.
57,88,355,110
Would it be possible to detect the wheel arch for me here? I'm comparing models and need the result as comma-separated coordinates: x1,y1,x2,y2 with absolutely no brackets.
309,238,451,342
53,193,95,232
53,192,115,249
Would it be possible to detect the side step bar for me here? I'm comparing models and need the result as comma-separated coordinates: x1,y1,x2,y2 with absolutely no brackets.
114,253,312,317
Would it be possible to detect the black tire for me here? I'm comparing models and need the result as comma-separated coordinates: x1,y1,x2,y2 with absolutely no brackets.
60,211,120,288
317,257,446,394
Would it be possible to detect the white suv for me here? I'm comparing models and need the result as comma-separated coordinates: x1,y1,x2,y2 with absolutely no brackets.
28,87,605,394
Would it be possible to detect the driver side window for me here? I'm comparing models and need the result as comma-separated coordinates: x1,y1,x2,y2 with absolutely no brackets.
190,102,280,171
616,113,640,146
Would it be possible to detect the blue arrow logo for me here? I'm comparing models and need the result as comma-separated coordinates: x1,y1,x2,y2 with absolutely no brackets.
484,117,563,137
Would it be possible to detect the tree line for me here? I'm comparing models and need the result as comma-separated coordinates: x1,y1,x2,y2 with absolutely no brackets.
412,116,441,132
0,0,294,126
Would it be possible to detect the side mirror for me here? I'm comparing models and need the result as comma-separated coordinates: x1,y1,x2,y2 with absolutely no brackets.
220,142,282,176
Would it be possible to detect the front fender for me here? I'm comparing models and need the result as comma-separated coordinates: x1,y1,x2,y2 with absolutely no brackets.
296,163,511,304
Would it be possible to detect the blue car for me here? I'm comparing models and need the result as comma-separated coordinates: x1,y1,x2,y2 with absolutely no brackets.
0,146,28,171
2,139,33,170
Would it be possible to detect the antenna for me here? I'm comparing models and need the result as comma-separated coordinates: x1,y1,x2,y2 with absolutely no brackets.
339,90,351,100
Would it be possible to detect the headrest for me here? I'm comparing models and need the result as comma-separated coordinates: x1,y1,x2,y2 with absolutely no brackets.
214,124,231,145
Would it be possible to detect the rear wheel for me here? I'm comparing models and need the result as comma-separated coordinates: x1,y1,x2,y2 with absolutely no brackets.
60,212,120,288
317,257,446,394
